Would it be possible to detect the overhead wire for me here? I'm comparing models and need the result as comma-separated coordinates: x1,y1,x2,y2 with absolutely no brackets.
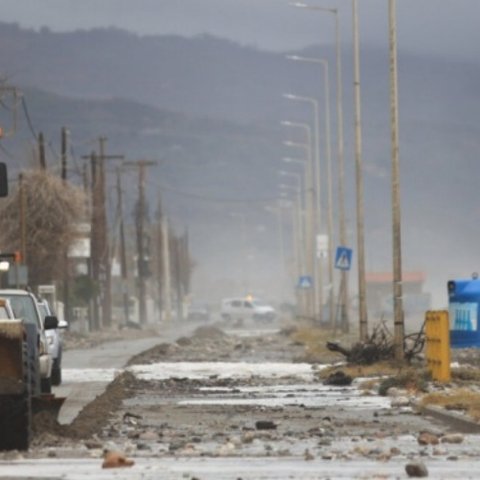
21,96,37,140
144,177,292,205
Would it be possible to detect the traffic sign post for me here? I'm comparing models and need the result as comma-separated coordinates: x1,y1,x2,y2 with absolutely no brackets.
297,275,313,289
335,247,353,271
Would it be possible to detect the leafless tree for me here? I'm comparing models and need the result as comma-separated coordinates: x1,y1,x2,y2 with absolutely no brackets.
0,169,86,287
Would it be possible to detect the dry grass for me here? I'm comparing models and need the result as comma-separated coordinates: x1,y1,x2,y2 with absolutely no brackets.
317,361,400,380
452,366,480,384
421,388,480,421
290,324,356,362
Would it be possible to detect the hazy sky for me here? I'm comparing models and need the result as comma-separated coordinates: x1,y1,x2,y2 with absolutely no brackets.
0,0,479,61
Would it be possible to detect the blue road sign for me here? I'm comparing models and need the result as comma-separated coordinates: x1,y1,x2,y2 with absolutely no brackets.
297,275,313,289
335,247,353,271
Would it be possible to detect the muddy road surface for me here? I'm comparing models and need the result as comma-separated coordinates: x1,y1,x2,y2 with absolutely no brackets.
1,320,480,479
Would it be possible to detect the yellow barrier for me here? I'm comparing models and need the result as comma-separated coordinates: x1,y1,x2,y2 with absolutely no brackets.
425,310,451,382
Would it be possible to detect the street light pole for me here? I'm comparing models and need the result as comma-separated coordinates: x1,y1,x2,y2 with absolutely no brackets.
279,170,305,275
283,95,322,321
286,57,335,328
279,179,305,310
281,121,323,318
352,0,369,341
289,1,350,331
389,0,404,361
283,137,317,320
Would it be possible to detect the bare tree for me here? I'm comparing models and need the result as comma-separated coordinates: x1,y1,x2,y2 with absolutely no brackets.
0,169,86,287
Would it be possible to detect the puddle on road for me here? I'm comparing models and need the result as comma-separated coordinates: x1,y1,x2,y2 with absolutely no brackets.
62,368,120,383
184,383,391,409
63,362,321,384
126,381,391,410
128,361,320,381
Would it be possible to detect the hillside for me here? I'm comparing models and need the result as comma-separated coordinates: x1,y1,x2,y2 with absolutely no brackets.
0,23,479,303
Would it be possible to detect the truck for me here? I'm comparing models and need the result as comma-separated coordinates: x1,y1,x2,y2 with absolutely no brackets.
0,164,63,450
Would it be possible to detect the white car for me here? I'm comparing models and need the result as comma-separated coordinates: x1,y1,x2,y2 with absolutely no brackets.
37,299,67,386
221,297,276,323
0,289,57,393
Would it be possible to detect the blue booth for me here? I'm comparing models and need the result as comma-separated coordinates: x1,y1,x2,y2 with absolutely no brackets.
448,279,480,348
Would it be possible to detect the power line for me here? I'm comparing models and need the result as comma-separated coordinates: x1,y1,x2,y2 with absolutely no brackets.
21,96,37,140
0,142,18,161
147,179,299,205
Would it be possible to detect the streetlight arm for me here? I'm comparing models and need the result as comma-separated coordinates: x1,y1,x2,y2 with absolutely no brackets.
286,55,328,69
289,2,337,14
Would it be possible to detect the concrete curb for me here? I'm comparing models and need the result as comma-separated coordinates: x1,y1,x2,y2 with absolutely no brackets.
413,402,480,433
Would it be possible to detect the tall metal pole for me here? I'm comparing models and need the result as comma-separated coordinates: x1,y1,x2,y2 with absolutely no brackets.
280,180,305,312
283,96,321,321
282,121,321,319
389,0,404,361
322,62,335,329
334,9,350,332
352,0,368,341
289,2,350,330
283,138,316,320
162,216,172,323
285,59,334,327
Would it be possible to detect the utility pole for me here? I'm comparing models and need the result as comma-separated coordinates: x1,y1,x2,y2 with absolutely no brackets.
38,132,46,170
88,152,100,331
116,166,130,326
18,173,27,264
61,127,70,326
85,137,124,329
162,215,172,323
61,127,68,181
154,197,164,322
389,0,405,361
352,0,369,341
173,235,184,321
124,160,157,326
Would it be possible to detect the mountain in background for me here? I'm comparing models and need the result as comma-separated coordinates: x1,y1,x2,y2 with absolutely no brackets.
0,23,479,304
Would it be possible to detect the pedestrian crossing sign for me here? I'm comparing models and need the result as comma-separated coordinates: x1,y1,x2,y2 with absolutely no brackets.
297,275,313,289
335,246,353,271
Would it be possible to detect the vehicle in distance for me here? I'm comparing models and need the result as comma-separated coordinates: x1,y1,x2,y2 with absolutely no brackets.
37,298,67,386
221,297,276,323
0,289,56,393
186,302,210,322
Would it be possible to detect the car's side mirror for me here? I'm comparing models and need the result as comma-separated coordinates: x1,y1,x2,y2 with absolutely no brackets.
44,315,59,330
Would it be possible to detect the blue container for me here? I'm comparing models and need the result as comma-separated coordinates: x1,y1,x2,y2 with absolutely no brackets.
448,279,480,348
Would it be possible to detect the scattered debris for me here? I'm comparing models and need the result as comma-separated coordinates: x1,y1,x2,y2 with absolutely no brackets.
323,370,353,386
255,420,277,430
405,460,429,477
102,450,135,469
326,321,425,365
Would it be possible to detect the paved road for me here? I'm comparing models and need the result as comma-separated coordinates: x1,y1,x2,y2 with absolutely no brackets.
3,322,480,480
55,320,201,424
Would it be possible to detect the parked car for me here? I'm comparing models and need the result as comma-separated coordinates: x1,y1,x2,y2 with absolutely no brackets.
37,298,67,386
0,297,14,319
0,289,57,393
221,297,276,323
186,302,210,322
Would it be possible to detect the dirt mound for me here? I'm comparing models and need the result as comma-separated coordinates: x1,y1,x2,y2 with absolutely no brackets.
191,325,226,340
32,371,141,446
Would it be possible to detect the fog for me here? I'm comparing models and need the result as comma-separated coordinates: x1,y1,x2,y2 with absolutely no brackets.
0,1,477,326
